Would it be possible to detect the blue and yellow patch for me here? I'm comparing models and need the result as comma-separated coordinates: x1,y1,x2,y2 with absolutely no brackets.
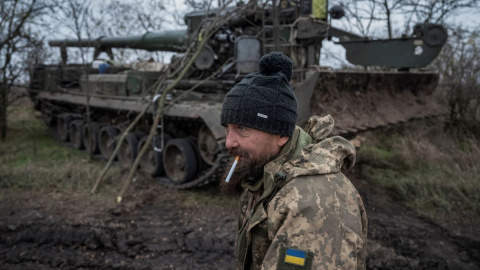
284,248,307,266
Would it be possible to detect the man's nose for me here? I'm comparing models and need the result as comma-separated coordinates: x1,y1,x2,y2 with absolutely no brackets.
225,132,239,149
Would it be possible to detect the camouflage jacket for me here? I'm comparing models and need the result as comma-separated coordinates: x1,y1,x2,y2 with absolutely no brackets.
234,115,367,270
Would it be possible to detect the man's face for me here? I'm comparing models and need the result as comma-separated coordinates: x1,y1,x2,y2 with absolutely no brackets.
220,123,289,197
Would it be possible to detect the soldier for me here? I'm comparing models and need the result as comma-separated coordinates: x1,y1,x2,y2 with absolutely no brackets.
220,52,367,270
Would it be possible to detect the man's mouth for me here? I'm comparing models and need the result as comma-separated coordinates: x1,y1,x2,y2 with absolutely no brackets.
228,148,249,160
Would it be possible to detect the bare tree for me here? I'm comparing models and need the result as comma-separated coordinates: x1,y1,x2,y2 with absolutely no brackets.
434,27,480,131
50,0,94,63
184,0,215,10
335,0,479,38
0,0,50,141
90,0,168,63
403,0,478,24
336,0,401,38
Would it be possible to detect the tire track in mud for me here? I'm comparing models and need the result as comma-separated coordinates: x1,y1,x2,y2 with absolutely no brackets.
0,192,236,270
1,178,480,270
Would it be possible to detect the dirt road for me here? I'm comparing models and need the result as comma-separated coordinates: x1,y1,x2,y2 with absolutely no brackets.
1,171,479,270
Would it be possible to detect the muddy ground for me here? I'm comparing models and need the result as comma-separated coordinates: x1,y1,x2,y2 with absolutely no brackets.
1,168,480,270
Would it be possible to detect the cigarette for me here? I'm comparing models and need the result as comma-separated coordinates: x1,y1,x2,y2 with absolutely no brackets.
225,156,239,183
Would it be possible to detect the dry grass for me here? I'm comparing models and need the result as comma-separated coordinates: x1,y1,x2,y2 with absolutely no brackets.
0,99,230,209
0,100,121,198
358,119,480,223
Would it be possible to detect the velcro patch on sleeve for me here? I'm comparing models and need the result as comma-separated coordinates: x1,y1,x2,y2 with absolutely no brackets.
285,248,306,266
277,246,313,270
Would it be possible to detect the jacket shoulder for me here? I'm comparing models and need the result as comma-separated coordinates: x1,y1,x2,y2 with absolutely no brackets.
265,174,367,269
269,173,364,231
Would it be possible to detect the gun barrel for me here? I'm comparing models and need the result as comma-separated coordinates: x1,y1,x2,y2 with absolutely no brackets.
49,30,188,53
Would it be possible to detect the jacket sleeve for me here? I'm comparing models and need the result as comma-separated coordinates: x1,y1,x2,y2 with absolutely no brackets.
261,174,367,270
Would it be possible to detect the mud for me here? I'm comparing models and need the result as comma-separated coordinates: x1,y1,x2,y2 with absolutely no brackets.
353,172,480,270
1,171,479,270
310,71,447,135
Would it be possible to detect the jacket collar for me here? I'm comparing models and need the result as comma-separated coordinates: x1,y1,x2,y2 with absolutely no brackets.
241,124,312,195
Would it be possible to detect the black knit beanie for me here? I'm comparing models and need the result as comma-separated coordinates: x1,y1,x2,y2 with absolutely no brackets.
221,52,297,137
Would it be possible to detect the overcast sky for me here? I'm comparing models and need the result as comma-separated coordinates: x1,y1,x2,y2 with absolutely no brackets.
48,0,480,69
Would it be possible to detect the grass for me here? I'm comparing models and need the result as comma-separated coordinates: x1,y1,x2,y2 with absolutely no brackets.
0,99,233,210
180,182,236,208
0,100,120,198
4,99,478,224
358,119,480,222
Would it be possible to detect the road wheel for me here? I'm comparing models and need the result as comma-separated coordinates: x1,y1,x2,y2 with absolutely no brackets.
83,122,100,155
57,115,72,142
98,126,120,160
163,138,198,184
138,135,165,177
198,125,218,166
117,133,140,168
69,120,85,149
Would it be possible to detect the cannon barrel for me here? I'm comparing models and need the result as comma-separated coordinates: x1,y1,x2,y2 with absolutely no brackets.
49,30,188,53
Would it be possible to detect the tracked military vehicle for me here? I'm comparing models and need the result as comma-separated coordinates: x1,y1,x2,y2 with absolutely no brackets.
29,1,448,188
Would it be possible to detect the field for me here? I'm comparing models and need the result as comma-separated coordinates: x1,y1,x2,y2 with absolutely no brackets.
359,121,480,223
1,99,479,269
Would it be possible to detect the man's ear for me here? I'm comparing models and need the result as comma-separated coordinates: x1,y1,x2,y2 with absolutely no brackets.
278,136,289,147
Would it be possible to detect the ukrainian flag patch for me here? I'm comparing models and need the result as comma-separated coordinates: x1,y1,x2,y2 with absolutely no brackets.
284,248,306,266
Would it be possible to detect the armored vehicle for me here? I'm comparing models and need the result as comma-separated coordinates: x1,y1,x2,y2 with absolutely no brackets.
29,0,448,188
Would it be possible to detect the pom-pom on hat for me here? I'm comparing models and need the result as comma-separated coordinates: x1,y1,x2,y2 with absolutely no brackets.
221,52,298,137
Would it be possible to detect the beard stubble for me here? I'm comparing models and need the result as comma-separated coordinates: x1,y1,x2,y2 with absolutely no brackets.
220,148,277,198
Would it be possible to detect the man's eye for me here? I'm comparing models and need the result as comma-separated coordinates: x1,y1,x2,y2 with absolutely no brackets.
225,126,229,135
236,126,250,137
